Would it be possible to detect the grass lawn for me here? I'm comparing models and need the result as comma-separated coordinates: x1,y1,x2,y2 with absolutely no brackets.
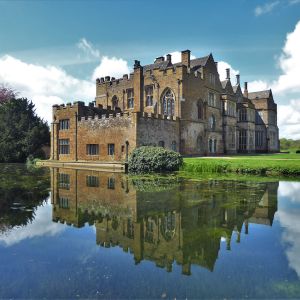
182,153,300,176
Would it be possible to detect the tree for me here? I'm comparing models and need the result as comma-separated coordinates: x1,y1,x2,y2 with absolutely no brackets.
0,97,50,162
0,86,16,104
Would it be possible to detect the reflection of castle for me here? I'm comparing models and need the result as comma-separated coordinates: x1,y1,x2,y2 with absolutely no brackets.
51,168,278,275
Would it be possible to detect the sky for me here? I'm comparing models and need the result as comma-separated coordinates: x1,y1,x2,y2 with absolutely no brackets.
0,0,299,138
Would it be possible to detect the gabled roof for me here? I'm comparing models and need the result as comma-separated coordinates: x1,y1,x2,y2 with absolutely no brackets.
248,90,271,100
232,85,239,93
142,54,211,74
221,79,234,95
221,80,227,89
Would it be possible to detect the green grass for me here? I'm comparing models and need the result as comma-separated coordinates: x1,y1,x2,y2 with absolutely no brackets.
182,153,300,177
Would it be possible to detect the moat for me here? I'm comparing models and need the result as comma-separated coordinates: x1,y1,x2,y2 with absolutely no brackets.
0,165,300,299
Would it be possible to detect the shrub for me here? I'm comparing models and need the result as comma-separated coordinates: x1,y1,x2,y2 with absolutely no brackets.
296,150,300,154
128,146,183,173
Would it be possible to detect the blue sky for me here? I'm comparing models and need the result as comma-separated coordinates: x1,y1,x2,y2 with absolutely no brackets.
0,0,300,138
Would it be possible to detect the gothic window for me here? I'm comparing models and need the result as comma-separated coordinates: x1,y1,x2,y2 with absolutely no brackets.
208,92,216,107
209,115,216,130
127,89,134,109
112,96,118,110
162,89,175,116
209,139,217,153
145,86,153,107
197,100,203,119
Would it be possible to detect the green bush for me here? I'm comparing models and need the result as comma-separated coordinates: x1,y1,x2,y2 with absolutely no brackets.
296,150,300,154
128,146,183,173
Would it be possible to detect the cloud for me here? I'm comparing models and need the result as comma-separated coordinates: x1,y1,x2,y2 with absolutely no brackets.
77,38,100,59
254,1,280,16
0,55,95,123
0,200,65,246
272,21,300,94
278,99,300,139
92,56,130,81
289,0,300,5
217,61,239,82
277,182,300,278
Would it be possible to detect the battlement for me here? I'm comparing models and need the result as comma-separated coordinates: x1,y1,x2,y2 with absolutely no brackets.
95,73,134,86
138,112,179,122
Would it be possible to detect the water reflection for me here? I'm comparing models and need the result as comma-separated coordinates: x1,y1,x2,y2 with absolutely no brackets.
51,168,278,275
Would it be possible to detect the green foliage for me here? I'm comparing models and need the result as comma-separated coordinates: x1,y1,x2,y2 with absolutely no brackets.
280,138,300,152
0,98,50,162
128,146,183,173
183,154,300,177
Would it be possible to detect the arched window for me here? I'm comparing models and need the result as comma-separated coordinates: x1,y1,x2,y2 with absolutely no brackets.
112,96,118,110
209,115,216,130
160,212,176,241
197,100,203,119
162,89,175,116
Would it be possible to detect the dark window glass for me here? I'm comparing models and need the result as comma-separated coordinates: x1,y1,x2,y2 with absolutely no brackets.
58,197,69,209
59,119,70,130
86,144,99,155
158,141,165,148
107,177,115,189
86,175,99,187
59,139,70,154
58,173,70,189
108,144,115,155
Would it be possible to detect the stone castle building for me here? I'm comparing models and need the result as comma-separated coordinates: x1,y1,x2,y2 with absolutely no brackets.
51,50,279,162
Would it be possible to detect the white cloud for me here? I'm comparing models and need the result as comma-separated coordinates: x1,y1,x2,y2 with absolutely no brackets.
289,0,300,5
278,99,300,139
0,55,95,123
272,21,300,94
0,200,65,246
77,38,100,59
254,1,280,16
92,56,130,81
277,182,300,278
217,61,239,82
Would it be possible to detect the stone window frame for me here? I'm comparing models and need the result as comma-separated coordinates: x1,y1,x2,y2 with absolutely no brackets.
197,99,204,120
58,197,69,209
145,85,154,107
86,175,99,187
208,114,216,131
86,144,99,156
59,139,70,155
107,177,115,190
255,130,264,147
208,91,216,107
208,138,217,154
171,140,177,151
239,108,247,122
239,129,247,151
127,89,134,109
108,143,115,156
112,95,119,110
161,88,175,116
59,119,70,130
58,173,70,190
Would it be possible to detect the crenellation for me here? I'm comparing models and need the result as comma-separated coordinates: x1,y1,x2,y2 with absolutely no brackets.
51,49,279,163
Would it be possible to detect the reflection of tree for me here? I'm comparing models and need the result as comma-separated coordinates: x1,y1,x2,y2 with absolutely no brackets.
0,165,50,233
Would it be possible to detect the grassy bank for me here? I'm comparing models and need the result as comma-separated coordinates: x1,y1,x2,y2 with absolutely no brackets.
182,153,300,176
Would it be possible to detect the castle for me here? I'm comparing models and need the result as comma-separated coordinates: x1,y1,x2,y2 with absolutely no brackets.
50,50,279,163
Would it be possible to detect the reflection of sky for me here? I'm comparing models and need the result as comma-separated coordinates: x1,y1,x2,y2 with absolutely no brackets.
0,199,65,246
277,182,300,278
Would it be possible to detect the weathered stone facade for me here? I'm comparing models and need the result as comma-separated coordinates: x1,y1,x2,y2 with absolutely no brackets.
51,50,279,162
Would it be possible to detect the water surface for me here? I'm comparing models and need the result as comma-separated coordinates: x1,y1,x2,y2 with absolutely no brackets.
0,165,300,299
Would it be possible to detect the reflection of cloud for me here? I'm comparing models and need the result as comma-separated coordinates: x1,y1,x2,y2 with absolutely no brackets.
278,182,300,202
0,200,65,246
278,182,300,278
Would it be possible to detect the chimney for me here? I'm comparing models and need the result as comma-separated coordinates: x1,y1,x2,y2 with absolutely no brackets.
134,60,141,69
226,68,230,80
244,81,248,98
154,56,164,63
236,74,240,85
166,54,172,63
181,50,190,67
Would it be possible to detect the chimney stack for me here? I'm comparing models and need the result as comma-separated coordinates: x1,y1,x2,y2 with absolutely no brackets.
166,54,172,63
236,74,240,85
244,81,248,98
181,50,191,67
226,68,230,80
